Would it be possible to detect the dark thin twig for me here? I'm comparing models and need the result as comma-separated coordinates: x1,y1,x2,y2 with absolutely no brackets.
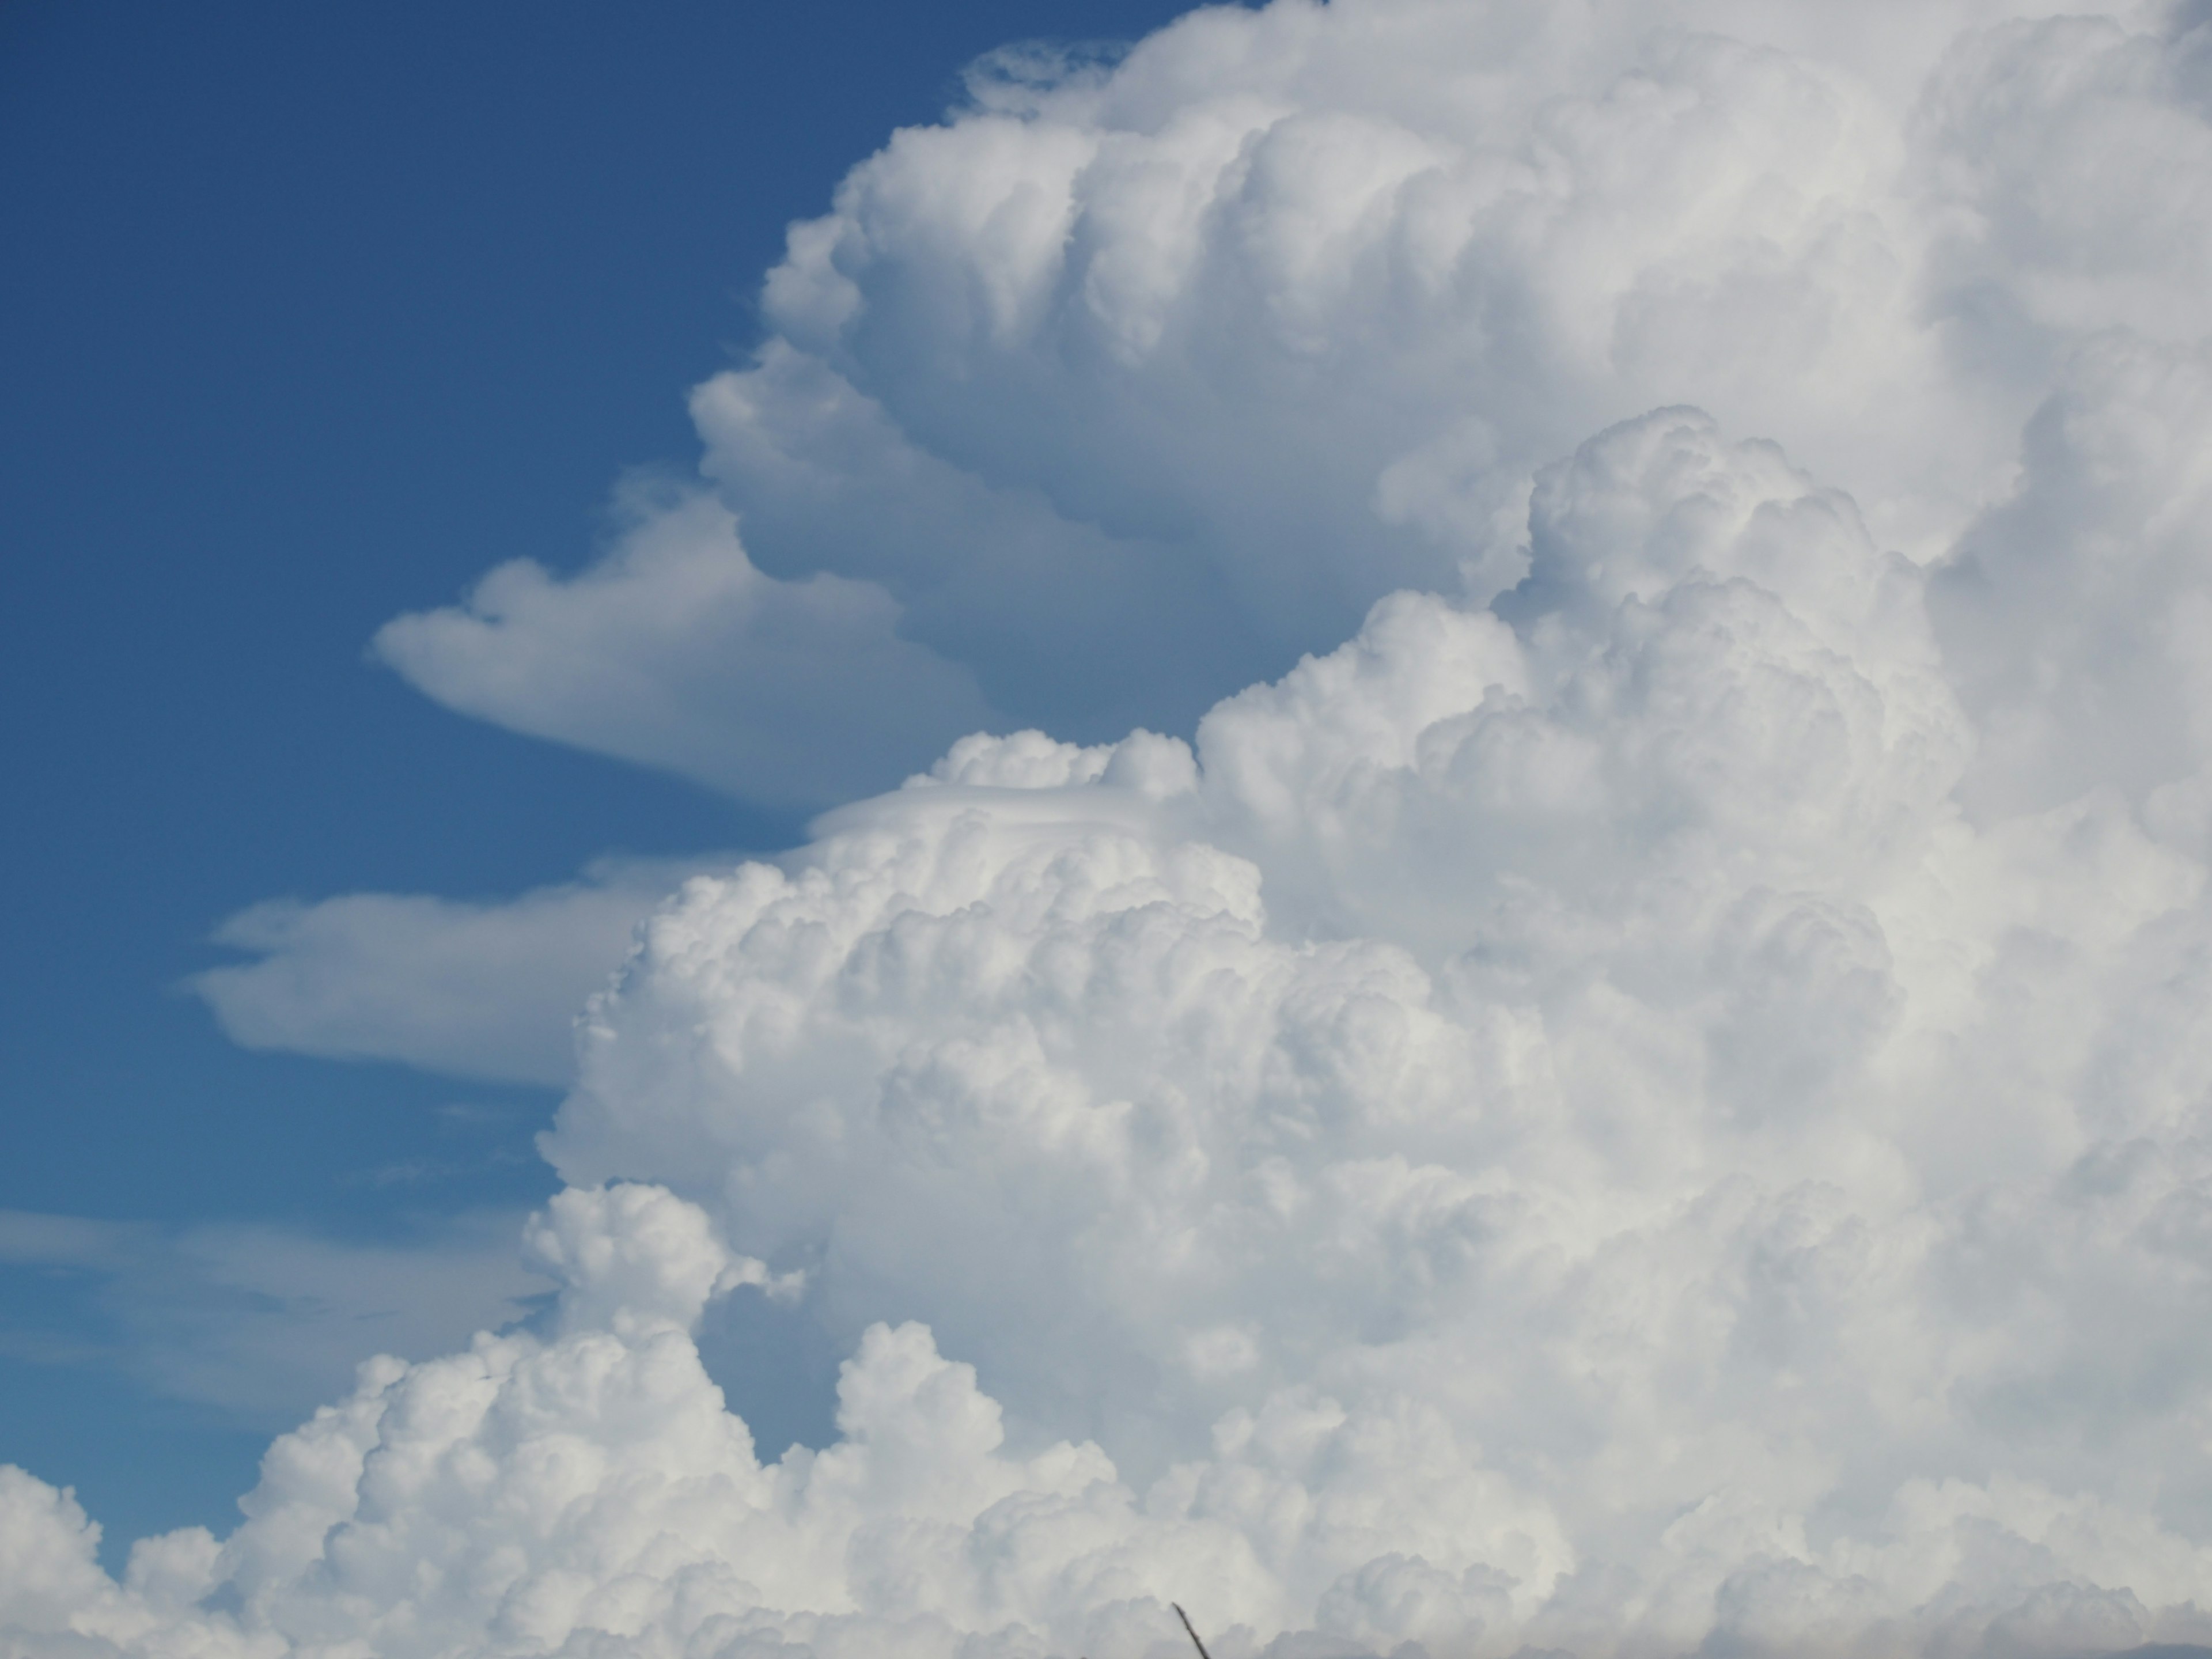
1171,1603,1213,1659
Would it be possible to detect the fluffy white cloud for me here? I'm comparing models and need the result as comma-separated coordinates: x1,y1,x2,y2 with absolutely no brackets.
51,0,2212,1653
39,391,2212,1654
190,856,725,1086
382,0,2210,812
521,407,2212,1654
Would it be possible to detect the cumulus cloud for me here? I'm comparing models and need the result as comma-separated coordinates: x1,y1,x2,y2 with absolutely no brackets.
189,855,725,1086
42,0,2212,1653
73,395,2212,1654
525,406,2212,1654
378,0,2211,812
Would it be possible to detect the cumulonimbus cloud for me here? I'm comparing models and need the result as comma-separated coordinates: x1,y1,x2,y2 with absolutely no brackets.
24,0,2212,1654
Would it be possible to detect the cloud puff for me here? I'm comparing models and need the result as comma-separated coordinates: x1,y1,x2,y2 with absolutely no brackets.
40,0,2212,1654
517,408,2212,1656
0,1184,1575,1659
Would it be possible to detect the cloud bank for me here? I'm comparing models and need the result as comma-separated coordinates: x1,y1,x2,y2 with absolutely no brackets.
23,0,2212,1654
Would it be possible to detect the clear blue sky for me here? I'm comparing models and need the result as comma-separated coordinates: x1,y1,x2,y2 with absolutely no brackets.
0,0,1201,1562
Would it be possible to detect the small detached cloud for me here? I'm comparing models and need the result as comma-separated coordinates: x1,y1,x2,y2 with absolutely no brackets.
47,396,2212,1656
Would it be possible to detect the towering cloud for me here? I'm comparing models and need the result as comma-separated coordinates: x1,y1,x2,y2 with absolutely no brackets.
18,0,2212,1654
381,0,2206,810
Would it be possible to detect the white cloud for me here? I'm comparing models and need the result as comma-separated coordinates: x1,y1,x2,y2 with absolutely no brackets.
39,0,2212,1653
374,482,993,807
377,0,2186,811
189,855,725,1085
45,396,2200,1655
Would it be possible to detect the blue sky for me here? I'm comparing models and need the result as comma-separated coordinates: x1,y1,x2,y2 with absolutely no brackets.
0,0,1198,1561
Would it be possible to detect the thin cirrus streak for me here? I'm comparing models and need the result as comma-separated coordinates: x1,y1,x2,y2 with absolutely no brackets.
16,1,2212,1656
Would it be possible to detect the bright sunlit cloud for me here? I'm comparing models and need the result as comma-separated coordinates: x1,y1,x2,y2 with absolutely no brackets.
14,1,2212,1655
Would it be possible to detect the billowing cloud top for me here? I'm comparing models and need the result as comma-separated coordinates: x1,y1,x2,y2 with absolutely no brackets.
20,1,2212,1656
373,0,2212,808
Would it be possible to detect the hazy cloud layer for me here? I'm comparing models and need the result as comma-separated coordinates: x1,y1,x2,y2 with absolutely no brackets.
0,1209,546,1427
28,0,2212,1655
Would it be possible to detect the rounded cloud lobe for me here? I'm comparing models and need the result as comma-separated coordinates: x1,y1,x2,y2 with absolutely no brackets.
22,1,2212,1656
